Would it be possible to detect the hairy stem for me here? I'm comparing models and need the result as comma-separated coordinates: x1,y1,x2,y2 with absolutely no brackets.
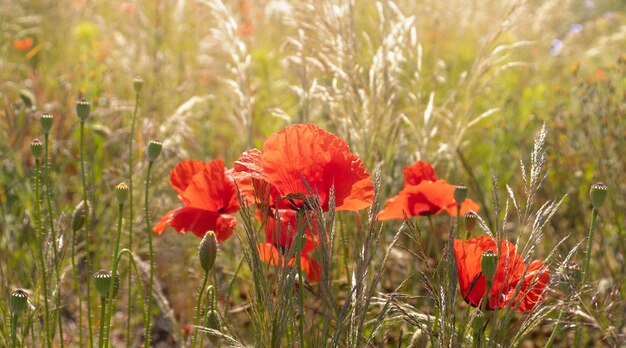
101,203,124,348
79,120,94,348
144,160,155,348
127,89,139,348
35,159,52,348
192,270,210,348
11,314,18,348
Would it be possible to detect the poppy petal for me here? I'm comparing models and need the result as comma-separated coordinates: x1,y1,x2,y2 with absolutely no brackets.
179,160,240,213
152,206,236,241
403,161,437,187
170,160,207,197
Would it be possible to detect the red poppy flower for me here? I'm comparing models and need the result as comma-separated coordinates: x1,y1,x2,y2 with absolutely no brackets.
259,208,319,254
13,37,33,51
153,159,240,241
453,236,550,312
257,242,320,282
377,161,479,220
234,124,374,212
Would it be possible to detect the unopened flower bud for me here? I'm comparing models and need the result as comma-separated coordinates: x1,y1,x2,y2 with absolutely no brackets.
30,139,43,159
40,113,54,133
10,289,28,315
481,250,498,281
71,200,91,232
133,77,144,93
76,98,90,121
199,231,218,273
454,185,467,204
115,183,129,205
590,182,608,209
465,211,478,232
206,309,221,331
147,140,162,162
93,270,120,299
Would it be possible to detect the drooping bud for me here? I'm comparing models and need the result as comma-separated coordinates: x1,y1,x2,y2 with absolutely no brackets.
199,231,218,273
40,113,54,133
10,289,28,315
133,77,144,93
93,270,120,299
480,250,498,282
30,139,43,159
590,182,608,209
71,200,91,232
464,211,478,232
454,185,468,204
147,140,162,162
115,182,129,205
76,98,90,121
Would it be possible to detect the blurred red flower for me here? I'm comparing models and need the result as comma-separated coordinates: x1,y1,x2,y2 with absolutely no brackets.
153,160,240,241
377,161,479,220
454,236,550,312
257,242,320,282
259,208,319,254
13,37,33,51
234,123,374,212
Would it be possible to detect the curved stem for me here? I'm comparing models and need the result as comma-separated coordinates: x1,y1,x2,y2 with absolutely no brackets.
144,160,155,348
101,203,124,348
191,270,210,348
127,90,139,348
80,120,94,348
44,133,64,347
35,159,52,348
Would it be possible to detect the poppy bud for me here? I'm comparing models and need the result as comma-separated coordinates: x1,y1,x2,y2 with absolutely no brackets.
93,270,120,299
30,139,43,159
206,309,221,331
10,289,28,315
590,182,608,209
454,185,468,204
199,231,218,273
40,113,54,133
133,77,144,93
147,140,162,162
76,98,90,121
115,182,129,205
71,200,91,232
465,211,478,232
480,250,498,281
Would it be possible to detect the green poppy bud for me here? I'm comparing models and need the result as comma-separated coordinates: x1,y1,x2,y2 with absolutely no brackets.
454,185,468,204
76,98,90,121
10,289,28,315
115,182,129,205
481,250,498,282
133,77,144,93
206,309,221,331
147,140,162,162
199,231,218,273
30,139,43,159
40,113,54,133
71,200,91,232
590,182,608,209
93,270,120,299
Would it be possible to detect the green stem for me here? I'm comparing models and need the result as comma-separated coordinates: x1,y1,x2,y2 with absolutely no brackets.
127,90,139,348
71,217,83,346
35,159,51,348
102,203,124,348
191,270,210,348
98,297,106,346
79,120,94,348
144,160,155,348
44,133,64,348
11,314,18,348
199,283,215,348
544,307,564,348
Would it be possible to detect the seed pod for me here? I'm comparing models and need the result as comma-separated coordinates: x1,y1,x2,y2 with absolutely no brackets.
30,139,43,159
93,270,120,299
480,250,498,281
454,185,467,204
199,231,218,273
71,200,91,232
10,289,28,315
590,182,608,209
133,77,144,93
76,98,90,121
147,140,162,162
40,113,54,133
115,182,129,205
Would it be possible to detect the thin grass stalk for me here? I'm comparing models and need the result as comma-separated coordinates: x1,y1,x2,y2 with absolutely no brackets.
101,202,124,348
34,158,52,348
191,270,210,348
127,85,140,348
544,308,564,348
144,160,155,348
43,132,64,347
79,120,95,348
11,314,18,348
